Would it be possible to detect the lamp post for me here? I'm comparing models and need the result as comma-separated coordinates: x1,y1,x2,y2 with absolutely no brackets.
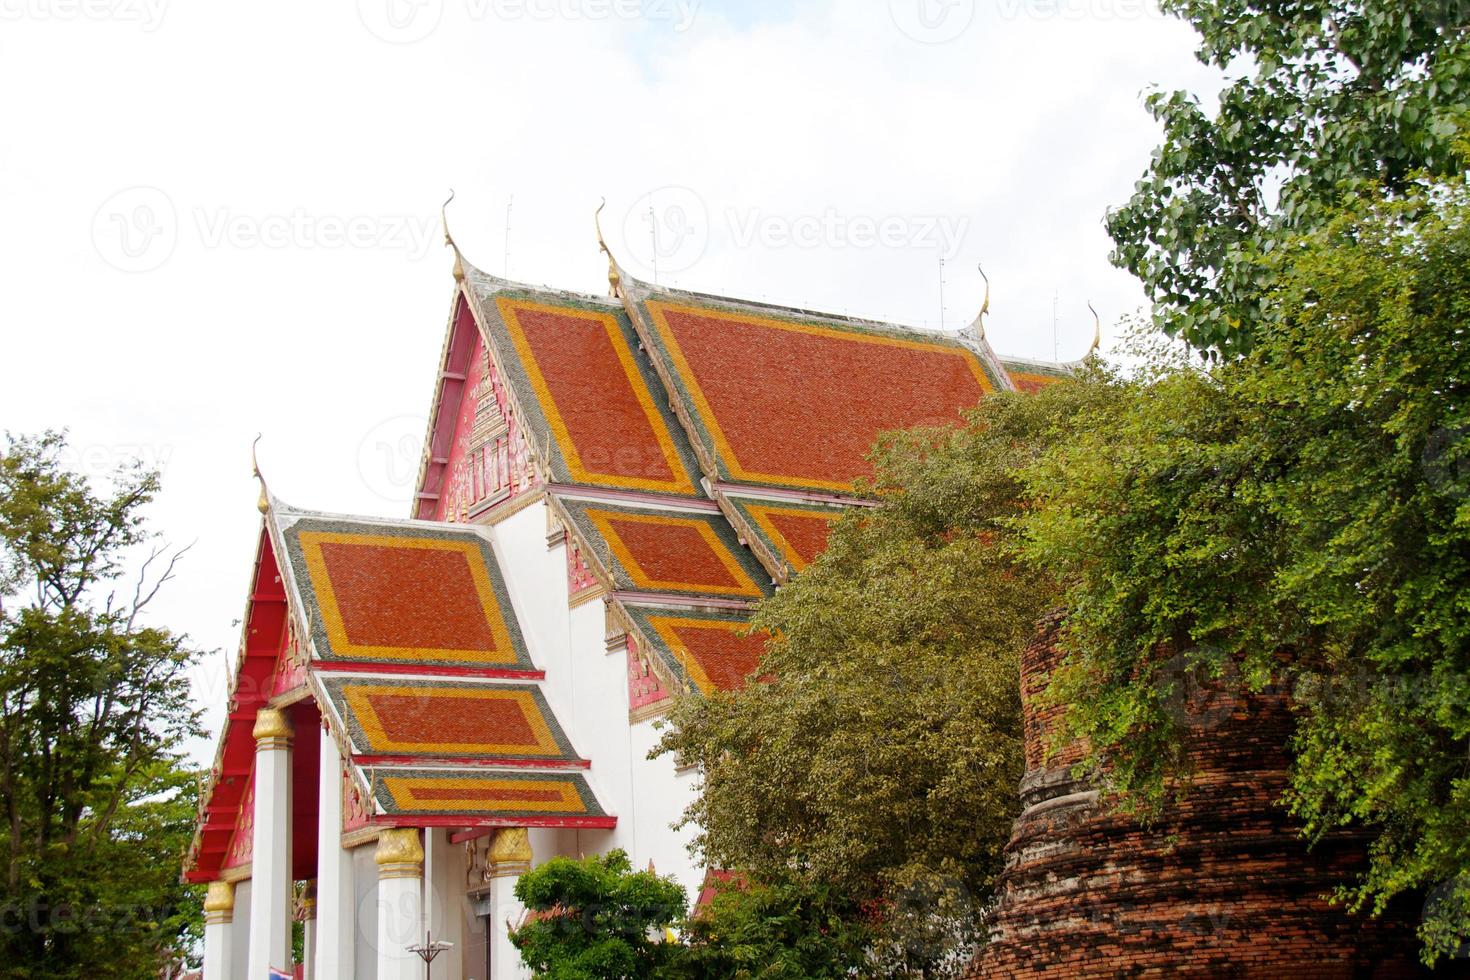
407,930,454,980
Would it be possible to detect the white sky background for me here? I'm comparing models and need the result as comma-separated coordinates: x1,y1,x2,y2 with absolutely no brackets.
0,0,1220,762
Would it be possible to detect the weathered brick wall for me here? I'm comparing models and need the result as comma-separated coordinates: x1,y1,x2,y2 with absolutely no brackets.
967,616,1436,979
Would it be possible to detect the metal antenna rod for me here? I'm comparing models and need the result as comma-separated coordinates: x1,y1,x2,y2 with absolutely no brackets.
938,255,946,330
648,200,660,285
503,196,514,278
1053,290,1059,362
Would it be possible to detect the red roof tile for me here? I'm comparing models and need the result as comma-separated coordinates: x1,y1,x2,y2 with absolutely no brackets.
637,298,996,492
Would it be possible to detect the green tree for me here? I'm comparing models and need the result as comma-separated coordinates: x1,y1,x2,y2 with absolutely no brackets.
1108,0,1470,355
656,377,1114,977
509,850,688,979
1026,178,1470,961
0,432,205,978
673,877,870,980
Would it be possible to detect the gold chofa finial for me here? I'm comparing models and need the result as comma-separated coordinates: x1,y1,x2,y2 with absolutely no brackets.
975,264,991,340
595,198,622,296
442,189,464,282
251,434,269,515
1087,302,1101,356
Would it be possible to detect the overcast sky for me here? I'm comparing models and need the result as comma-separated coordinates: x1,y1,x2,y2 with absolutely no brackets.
0,0,1219,758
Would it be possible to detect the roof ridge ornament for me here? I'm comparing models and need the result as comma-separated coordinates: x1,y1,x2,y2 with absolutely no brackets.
442,189,465,282
1087,301,1101,357
251,434,270,515
973,264,991,340
594,198,622,298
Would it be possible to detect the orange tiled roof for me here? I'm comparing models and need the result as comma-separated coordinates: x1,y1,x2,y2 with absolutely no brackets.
464,274,704,497
281,515,536,671
272,507,611,828
629,286,1009,494
721,494,848,579
369,767,608,822
317,675,580,764
555,496,772,601
622,605,770,696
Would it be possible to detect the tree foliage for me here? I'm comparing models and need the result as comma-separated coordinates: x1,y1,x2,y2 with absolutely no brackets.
655,378,1114,976
510,850,688,980
0,432,204,977
510,854,871,980
673,878,870,980
1109,0,1470,354
1027,178,1470,961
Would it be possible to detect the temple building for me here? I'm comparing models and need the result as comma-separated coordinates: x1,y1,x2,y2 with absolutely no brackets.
183,222,1074,980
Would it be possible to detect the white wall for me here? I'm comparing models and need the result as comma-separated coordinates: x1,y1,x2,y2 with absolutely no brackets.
228,879,251,980
351,844,379,980
486,501,705,904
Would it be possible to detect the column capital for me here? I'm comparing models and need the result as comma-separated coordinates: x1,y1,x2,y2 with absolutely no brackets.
253,707,293,748
204,880,235,925
488,827,532,879
375,828,424,880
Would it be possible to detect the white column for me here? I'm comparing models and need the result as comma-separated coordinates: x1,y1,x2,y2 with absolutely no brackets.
376,828,425,980
300,880,317,980
247,708,293,980
424,829,464,980
202,880,234,979
488,829,532,980
315,726,355,979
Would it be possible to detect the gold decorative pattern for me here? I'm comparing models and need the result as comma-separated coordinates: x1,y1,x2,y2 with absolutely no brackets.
374,827,424,880
489,827,533,878
204,880,235,925
252,707,292,747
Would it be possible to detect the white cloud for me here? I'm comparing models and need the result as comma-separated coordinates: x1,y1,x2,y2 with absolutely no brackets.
0,0,1220,759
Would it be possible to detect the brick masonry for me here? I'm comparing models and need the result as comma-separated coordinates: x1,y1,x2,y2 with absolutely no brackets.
966,615,1447,979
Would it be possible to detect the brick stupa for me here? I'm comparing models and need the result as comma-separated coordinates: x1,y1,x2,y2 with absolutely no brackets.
966,616,1439,979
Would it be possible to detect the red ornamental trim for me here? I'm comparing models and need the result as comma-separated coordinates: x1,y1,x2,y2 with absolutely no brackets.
627,635,669,711
565,532,600,598
437,341,541,523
